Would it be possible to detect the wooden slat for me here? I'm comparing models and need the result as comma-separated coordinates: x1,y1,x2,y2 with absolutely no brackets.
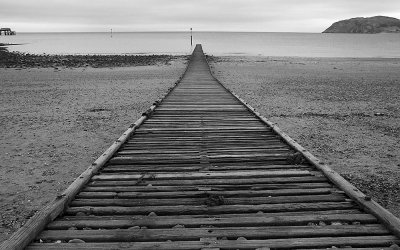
70,194,345,207
46,213,377,229
91,170,311,181
38,225,389,242
65,202,356,215
76,188,336,199
26,236,400,250
88,176,328,186
82,183,332,192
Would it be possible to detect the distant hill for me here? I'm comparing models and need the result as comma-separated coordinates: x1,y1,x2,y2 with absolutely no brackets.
323,16,400,33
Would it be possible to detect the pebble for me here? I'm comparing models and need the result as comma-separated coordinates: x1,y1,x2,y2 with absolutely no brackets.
68,239,85,243
390,244,400,250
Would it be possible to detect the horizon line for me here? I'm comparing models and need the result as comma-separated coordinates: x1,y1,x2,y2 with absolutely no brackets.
13,30,324,34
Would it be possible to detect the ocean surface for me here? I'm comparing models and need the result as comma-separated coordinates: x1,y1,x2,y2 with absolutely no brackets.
2,32,400,58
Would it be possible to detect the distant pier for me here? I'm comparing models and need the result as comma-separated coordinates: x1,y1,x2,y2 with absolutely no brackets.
0,28,16,35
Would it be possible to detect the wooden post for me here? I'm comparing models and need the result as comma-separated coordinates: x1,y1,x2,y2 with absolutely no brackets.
191,28,193,47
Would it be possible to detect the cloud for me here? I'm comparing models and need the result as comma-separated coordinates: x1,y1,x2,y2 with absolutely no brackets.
0,0,399,32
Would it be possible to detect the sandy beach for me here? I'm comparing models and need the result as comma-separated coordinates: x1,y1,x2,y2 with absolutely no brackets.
1,52,399,242
0,56,187,241
209,56,400,217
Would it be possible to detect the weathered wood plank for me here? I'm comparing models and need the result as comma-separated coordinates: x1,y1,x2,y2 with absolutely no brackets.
76,188,336,199
65,202,356,215
47,213,377,229
38,225,388,242
88,176,329,186
82,183,332,192
26,236,400,250
92,170,311,181
101,164,311,173
71,194,345,207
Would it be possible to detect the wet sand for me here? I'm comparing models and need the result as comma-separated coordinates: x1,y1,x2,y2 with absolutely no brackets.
209,56,400,217
0,58,187,241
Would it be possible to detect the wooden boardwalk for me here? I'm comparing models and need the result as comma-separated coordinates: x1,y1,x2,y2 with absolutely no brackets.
2,45,400,249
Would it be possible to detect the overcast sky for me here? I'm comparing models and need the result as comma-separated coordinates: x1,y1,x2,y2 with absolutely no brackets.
1,0,400,33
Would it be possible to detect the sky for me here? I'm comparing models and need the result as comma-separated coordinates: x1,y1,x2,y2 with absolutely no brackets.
1,0,400,33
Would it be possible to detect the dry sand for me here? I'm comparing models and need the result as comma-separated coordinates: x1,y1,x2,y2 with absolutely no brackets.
209,56,400,217
0,58,187,241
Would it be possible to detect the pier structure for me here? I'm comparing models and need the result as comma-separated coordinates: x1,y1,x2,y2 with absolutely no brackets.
0,28,16,35
1,44,400,250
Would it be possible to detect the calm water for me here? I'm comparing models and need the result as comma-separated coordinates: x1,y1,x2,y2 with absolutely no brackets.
2,32,400,58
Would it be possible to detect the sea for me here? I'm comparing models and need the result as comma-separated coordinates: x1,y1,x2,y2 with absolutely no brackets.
1,32,400,58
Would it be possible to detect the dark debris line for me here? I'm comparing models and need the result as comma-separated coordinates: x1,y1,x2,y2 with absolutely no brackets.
0,49,188,68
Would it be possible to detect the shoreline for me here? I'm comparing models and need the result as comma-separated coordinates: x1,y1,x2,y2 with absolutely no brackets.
206,54,400,62
1,48,400,69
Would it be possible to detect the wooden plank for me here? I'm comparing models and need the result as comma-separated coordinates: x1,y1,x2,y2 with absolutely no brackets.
26,236,400,250
101,164,311,173
58,209,365,221
136,126,267,132
82,183,332,192
65,202,356,216
76,188,336,199
92,170,311,181
88,176,329,186
70,194,345,207
38,225,389,242
47,213,377,229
